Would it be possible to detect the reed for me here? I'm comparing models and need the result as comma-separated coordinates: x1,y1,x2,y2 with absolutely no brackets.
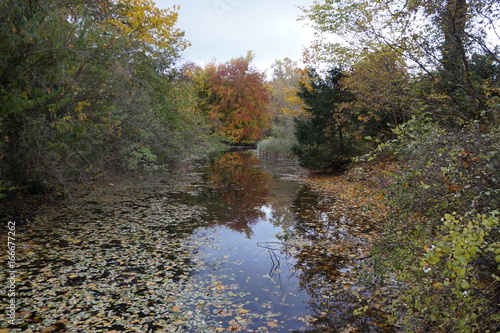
257,137,297,159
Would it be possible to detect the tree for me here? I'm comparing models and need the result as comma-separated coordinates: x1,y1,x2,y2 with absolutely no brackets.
106,0,188,55
192,53,271,144
292,67,357,170
301,0,500,123
0,0,210,197
268,58,303,137
344,49,413,132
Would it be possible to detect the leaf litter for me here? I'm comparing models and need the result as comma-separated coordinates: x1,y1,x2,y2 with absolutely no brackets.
0,158,397,332
0,172,308,332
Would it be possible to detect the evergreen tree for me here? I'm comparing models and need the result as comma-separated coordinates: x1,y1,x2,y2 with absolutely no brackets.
292,67,355,170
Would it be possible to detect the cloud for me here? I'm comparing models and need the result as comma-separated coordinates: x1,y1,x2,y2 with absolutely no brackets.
156,0,314,71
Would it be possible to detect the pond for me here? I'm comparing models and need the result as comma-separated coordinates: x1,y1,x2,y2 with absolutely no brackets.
0,151,395,332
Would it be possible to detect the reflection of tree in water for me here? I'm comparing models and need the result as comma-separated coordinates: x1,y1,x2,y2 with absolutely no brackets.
291,186,395,332
258,159,305,230
198,151,272,235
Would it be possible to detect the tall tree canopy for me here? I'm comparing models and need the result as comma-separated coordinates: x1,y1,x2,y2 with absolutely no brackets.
267,58,304,139
0,0,215,196
344,49,413,130
269,58,308,118
191,54,271,144
301,0,500,123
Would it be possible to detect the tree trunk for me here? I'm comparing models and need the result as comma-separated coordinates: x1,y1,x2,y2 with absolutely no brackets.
440,0,487,119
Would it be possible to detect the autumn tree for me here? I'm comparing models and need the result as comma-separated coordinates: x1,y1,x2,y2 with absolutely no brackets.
270,58,302,114
301,0,500,124
0,0,215,197
344,49,413,134
106,0,188,55
192,53,271,144
268,58,303,137
300,2,500,331
255,58,307,159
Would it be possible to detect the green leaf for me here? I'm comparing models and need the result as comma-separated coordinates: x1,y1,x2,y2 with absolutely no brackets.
482,216,494,228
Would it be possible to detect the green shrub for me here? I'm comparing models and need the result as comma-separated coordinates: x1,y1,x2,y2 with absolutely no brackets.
376,117,500,218
388,212,500,332
364,116,500,331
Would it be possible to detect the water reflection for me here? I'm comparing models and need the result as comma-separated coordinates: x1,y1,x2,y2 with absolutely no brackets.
193,151,395,332
3,150,396,332
291,186,395,332
197,151,273,234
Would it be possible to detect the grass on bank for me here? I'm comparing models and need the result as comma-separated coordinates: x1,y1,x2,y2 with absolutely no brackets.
257,137,297,159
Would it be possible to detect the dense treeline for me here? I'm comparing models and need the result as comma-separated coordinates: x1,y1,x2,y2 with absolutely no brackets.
0,0,275,199
292,0,500,331
0,0,225,198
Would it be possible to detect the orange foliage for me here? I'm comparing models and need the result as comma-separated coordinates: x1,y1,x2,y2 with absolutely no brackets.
305,162,396,227
193,56,271,143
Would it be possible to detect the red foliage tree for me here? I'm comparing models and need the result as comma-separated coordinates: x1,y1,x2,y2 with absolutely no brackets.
195,54,271,143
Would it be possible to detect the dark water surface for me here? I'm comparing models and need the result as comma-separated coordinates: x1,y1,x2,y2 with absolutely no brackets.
0,151,394,332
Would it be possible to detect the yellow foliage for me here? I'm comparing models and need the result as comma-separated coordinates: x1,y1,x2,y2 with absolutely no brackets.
281,87,308,117
280,68,311,117
106,0,189,52
77,113,89,122
74,101,91,113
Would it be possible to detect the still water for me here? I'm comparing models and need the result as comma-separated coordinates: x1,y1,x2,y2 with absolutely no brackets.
0,151,394,332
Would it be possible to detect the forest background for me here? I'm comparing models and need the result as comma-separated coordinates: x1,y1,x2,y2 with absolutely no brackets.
1,0,499,331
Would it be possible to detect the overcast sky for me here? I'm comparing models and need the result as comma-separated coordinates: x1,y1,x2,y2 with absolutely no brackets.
155,0,316,73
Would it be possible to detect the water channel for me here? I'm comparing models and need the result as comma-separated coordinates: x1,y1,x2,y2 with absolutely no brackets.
1,151,395,332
